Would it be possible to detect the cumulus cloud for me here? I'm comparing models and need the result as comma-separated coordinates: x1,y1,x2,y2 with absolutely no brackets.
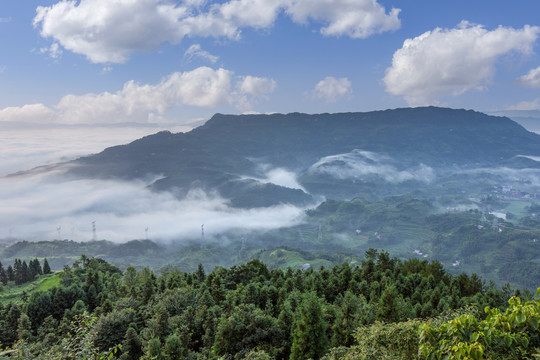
235,75,277,110
286,0,400,38
384,22,540,106
34,0,189,63
184,44,219,63
34,0,400,63
0,170,307,242
0,67,276,125
312,76,352,103
517,66,540,88
309,149,435,183
0,104,56,123
507,99,540,111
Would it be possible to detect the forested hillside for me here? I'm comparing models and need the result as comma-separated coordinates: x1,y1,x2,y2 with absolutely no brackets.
0,252,537,359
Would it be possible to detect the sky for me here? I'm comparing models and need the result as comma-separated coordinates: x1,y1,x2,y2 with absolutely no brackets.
1,0,540,242
1,0,540,173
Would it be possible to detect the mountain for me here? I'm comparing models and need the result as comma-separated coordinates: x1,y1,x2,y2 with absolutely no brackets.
69,107,540,206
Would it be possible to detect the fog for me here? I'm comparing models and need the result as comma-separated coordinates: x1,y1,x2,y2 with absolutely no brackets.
461,166,540,185
0,168,308,243
309,149,436,183
242,165,307,191
0,123,192,176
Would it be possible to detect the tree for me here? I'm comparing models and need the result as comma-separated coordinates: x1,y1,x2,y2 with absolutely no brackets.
91,309,136,352
121,327,143,360
214,304,283,359
6,265,14,283
164,333,183,360
43,258,51,274
143,338,163,360
26,291,53,332
0,262,7,285
290,292,328,360
419,289,540,360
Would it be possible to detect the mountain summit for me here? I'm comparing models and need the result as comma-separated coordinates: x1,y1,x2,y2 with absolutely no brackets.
70,107,540,207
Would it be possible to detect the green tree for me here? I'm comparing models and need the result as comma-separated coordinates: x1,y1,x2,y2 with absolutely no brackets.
214,304,283,359
164,333,183,360
91,309,136,352
143,338,163,360
290,292,328,360
419,289,540,360
0,262,7,285
121,327,143,360
42,258,51,274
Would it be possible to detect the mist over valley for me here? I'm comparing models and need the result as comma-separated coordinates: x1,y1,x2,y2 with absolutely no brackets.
2,107,540,289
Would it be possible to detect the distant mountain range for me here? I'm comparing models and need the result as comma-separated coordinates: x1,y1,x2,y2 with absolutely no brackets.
69,107,540,207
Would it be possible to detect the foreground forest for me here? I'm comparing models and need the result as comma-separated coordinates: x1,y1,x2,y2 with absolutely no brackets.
0,251,538,359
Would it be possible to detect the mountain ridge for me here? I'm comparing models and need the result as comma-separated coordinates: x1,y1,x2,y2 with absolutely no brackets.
68,107,540,207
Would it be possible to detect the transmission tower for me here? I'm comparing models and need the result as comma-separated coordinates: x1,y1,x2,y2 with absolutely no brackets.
57,226,61,239
145,227,149,240
92,221,97,241
200,224,205,250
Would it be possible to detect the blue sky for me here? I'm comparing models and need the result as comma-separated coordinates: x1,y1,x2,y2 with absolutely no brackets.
1,0,540,173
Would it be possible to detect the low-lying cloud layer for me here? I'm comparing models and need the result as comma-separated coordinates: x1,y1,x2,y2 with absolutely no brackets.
243,165,307,192
0,124,193,176
34,0,401,63
309,149,436,183
0,169,307,242
461,166,540,186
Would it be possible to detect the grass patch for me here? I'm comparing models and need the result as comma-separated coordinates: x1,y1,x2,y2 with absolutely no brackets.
504,201,530,219
0,273,60,305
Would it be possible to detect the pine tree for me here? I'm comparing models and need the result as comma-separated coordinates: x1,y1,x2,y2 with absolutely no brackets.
13,259,23,285
6,265,14,282
43,258,51,274
21,261,30,283
290,292,328,360
0,262,7,285
164,333,183,360
122,327,143,360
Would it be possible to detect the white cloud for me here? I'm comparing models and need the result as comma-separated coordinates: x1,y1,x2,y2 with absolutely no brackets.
238,76,276,97
0,17,11,23
184,44,219,63
0,104,57,123
34,0,400,63
507,99,540,111
0,124,188,176
312,76,352,103
235,75,277,110
39,42,63,60
34,0,188,63
309,149,435,183
286,0,400,38
384,22,540,106
518,66,540,88
242,165,306,191
0,170,307,242
0,67,276,125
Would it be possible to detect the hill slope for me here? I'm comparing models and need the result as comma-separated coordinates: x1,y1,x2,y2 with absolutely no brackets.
69,107,540,206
